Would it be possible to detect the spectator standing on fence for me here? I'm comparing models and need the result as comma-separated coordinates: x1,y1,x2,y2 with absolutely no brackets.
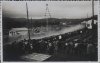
69,42,74,55
87,43,96,58
74,43,79,55
54,41,58,54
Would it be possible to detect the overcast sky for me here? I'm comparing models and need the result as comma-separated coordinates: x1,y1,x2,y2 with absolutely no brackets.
2,1,98,19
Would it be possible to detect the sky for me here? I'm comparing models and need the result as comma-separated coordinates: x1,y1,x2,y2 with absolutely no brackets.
2,1,98,19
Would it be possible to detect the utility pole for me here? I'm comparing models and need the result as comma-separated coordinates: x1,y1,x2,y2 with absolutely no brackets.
26,3,31,42
92,0,94,29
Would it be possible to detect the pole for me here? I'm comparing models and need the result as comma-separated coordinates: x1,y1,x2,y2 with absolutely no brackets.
92,0,94,29
26,2,31,42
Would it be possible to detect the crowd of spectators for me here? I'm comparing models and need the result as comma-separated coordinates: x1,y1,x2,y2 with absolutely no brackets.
3,27,98,61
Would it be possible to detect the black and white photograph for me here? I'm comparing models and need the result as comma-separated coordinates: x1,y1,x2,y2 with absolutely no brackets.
2,1,98,62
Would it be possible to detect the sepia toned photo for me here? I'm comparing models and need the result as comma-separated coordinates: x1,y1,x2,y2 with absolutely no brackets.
2,1,98,62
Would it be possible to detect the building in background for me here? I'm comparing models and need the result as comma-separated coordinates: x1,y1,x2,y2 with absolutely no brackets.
9,27,28,37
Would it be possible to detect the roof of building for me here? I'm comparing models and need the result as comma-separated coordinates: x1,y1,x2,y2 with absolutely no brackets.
10,27,28,32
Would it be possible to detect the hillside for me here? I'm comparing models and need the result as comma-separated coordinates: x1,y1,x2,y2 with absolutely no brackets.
3,15,97,30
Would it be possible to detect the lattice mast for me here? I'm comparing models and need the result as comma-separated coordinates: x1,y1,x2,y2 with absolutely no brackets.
44,4,51,31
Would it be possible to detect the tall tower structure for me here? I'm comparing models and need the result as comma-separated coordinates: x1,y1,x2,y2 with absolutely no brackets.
44,4,51,31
